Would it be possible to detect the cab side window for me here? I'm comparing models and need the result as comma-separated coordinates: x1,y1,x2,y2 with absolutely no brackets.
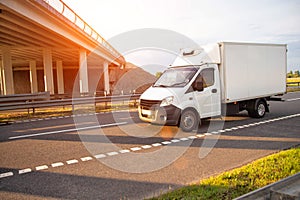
189,68,215,93
199,68,214,88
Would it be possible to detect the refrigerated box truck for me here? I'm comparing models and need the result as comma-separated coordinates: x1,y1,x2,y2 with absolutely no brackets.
138,42,287,132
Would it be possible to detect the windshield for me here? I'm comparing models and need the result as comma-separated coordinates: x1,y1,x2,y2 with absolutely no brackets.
153,67,198,87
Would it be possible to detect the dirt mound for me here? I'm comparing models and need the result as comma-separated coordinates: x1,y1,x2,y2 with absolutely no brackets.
112,63,157,95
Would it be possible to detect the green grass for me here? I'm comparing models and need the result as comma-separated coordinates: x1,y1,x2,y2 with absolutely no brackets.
149,147,300,200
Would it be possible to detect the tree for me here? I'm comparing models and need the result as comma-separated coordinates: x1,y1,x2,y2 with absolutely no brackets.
294,70,300,78
287,70,293,78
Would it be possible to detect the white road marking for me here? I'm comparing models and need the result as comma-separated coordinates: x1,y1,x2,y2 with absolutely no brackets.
51,162,64,167
119,149,130,153
66,159,78,165
205,133,212,136
285,97,300,102
9,122,128,140
180,137,189,141
188,136,197,139
81,156,93,161
161,141,172,145
171,139,180,143
152,143,162,147
19,168,32,174
0,172,13,179
94,154,106,159
130,147,142,151
141,145,152,149
196,134,205,138
36,165,48,171
107,152,119,156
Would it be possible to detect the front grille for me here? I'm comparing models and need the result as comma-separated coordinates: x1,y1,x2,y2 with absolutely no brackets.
140,99,162,110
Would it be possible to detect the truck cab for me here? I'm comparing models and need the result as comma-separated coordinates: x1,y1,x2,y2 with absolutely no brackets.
139,64,221,132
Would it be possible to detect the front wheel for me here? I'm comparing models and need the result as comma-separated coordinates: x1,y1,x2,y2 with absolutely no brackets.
180,109,200,132
248,100,267,118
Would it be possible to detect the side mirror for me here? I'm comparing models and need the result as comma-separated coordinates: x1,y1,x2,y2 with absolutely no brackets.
194,81,204,91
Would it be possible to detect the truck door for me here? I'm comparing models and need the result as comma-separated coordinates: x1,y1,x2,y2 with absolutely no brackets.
193,66,221,118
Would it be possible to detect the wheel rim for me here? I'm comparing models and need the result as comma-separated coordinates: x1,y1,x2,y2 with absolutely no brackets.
183,112,195,129
257,103,266,116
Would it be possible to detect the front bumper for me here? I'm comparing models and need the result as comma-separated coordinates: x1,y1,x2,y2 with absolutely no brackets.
138,105,181,125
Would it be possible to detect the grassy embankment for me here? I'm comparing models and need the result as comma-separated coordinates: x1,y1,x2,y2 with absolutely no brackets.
149,147,300,200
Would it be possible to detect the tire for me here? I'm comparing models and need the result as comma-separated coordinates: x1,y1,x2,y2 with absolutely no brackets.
180,109,200,132
248,100,267,118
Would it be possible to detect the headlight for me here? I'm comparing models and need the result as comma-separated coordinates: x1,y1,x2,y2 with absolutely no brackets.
160,96,174,107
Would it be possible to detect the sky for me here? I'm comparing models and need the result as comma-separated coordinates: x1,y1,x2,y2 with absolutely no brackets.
63,0,300,73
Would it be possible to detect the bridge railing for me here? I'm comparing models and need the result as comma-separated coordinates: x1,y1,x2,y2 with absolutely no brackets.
0,93,141,112
35,0,123,60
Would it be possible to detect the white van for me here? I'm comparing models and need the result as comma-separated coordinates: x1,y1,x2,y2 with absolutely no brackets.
138,42,287,132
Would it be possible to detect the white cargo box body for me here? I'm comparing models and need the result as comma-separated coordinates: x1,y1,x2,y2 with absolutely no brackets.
219,42,287,103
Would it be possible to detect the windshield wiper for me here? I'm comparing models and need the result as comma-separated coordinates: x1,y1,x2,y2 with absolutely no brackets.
169,81,188,87
153,84,168,88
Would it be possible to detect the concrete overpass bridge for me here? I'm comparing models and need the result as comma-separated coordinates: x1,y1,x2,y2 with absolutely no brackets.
0,0,126,95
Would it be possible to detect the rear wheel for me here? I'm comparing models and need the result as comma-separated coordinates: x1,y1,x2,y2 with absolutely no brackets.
248,100,267,118
180,109,200,132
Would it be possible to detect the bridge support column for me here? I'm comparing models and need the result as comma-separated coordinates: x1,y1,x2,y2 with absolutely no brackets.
103,61,110,95
56,60,64,94
43,48,54,94
79,49,89,94
0,63,3,95
1,48,14,95
29,60,38,93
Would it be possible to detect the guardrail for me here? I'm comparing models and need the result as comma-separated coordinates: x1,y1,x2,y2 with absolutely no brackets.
0,92,50,103
0,93,141,112
287,81,300,87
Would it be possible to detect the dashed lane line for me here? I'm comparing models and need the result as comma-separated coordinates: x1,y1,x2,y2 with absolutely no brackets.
119,149,130,154
152,143,162,147
141,145,152,149
35,165,48,171
94,154,106,159
161,141,172,145
51,162,64,168
81,156,93,162
0,172,13,178
1,113,299,180
19,168,32,174
130,147,142,151
107,152,119,156
66,159,79,165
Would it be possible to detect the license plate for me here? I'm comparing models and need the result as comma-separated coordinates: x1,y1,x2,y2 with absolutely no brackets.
142,109,151,116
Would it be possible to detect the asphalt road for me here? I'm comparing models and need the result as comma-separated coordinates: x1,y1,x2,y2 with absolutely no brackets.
0,92,300,199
